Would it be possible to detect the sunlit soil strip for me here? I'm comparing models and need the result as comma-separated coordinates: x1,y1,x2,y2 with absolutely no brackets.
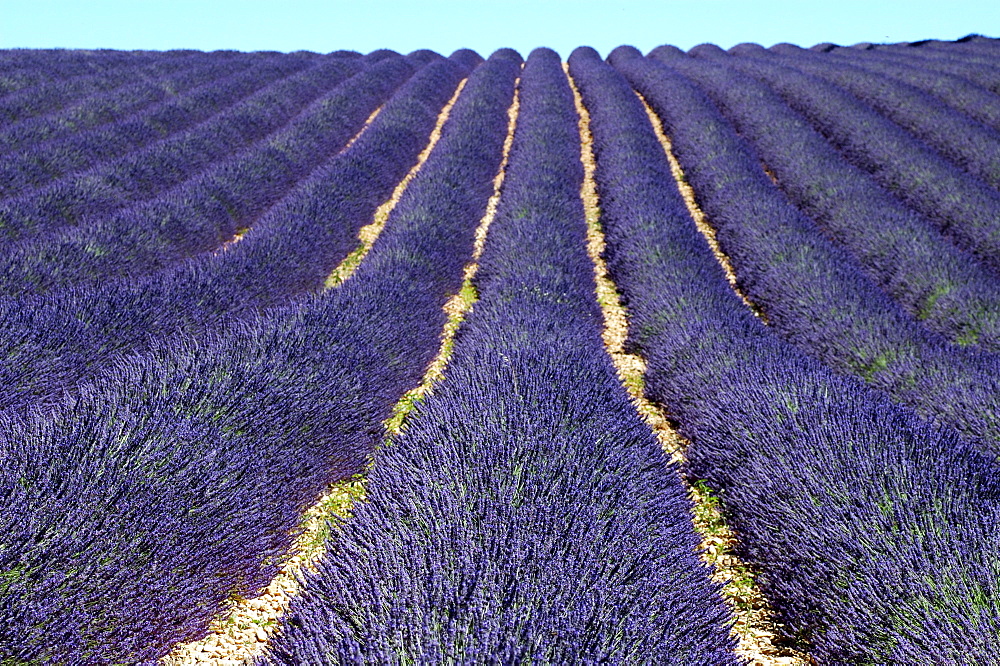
212,226,249,255
161,82,469,666
566,66,806,666
636,92,767,323
211,105,385,257
763,163,780,185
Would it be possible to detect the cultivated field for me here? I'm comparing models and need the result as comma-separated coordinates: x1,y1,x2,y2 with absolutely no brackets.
1,37,999,664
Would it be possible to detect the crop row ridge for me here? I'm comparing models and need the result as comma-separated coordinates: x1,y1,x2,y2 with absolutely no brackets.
637,91,768,323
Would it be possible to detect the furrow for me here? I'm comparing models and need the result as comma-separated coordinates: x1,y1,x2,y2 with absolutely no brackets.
567,63,803,666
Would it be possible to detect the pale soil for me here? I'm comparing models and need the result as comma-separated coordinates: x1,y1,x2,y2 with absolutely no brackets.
763,162,780,185
567,65,808,666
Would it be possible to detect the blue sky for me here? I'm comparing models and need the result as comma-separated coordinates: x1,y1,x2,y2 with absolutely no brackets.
0,1,997,58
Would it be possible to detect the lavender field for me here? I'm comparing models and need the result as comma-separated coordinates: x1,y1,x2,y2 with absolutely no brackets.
1,36,999,665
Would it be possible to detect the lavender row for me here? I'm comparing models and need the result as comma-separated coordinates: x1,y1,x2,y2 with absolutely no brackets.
0,58,298,205
668,55,1000,351
0,53,305,202
0,51,498,663
0,48,197,91
749,46,1000,191
678,50,1000,284
448,47,486,70
813,44,1000,133
594,47,1000,662
0,58,466,416
0,55,345,241
0,52,254,156
0,56,413,297
900,36,1000,64
837,37,1000,98
0,52,205,123
620,54,1000,451
263,48,737,665
852,41,1000,94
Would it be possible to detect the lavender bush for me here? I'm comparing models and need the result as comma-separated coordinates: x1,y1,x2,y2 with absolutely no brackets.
674,50,1000,275
664,54,1000,352
0,53,307,200
0,57,467,414
615,49,1000,455
0,56,413,296
751,46,1000,190
0,55,348,241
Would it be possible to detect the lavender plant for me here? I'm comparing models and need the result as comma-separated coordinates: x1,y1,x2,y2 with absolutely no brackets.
0,58,467,415
0,55,349,241
806,44,1000,132
749,46,1000,190
675,49,1000,274
618,48,1000,455
663,54,1000,352
0,54,307,200
0,56,413,296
